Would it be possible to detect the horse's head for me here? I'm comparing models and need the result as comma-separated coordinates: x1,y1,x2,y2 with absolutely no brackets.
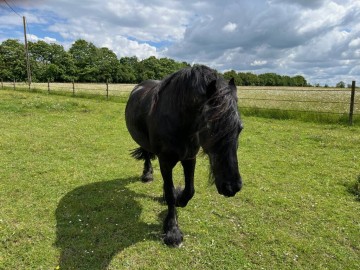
200,78,243,197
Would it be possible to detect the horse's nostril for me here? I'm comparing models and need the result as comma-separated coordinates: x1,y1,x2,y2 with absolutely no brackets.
221,181,242,197
222,182,232,192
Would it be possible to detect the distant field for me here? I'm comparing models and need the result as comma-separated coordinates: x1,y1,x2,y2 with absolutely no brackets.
1,89,360,269
238,86,358,113
2,82,359,124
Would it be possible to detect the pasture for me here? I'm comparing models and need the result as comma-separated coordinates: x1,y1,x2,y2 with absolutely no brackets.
1,89,360,269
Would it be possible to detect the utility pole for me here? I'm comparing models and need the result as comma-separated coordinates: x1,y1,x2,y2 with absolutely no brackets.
23,16,31,88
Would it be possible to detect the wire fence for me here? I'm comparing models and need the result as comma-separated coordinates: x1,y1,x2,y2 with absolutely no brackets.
1,79,359,125
237,84,358,124
1,80,134,96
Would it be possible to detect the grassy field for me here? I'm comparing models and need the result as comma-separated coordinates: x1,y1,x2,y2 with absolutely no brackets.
1,89,360,269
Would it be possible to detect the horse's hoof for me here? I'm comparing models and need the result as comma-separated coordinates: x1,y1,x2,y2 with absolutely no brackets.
141,173,153,183
164,228,183,247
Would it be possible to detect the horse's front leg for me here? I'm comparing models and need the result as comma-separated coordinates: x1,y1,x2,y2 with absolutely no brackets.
175,159,196,207
159,157,183,247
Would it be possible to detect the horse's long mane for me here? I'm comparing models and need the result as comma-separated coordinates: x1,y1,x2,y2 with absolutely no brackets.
202,86,240,150
161,65,217,95
152,65,218,109
151,65,240,148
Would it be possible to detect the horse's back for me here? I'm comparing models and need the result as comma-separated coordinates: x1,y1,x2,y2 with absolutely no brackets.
129,80,159,95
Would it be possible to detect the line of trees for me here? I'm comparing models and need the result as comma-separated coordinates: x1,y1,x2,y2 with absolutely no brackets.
0,38,309,86
0,39,189,83
223,70,308,87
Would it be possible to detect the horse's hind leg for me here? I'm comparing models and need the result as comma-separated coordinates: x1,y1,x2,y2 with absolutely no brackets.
142,154,154,182
130,147,155,182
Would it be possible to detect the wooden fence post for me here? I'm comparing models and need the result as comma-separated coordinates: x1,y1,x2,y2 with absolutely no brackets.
106,79,109,100
1,78,3,89
13,79,16,90
349,81,356,126
48,79,50,93
72,80,75,96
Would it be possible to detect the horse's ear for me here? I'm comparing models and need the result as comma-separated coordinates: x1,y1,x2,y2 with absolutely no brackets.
206,79,217,98
229,77,237,95
229,78,235,87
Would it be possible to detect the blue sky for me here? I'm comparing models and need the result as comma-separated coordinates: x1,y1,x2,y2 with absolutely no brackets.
1,0,360,86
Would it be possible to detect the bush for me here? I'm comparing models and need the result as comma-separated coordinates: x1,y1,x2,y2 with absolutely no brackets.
336,81,346,88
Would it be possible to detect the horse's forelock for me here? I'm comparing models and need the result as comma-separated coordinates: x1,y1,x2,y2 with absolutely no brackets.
202,87,240,148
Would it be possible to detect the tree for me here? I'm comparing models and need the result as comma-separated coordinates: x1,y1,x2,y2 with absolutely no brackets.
0,39,26,81
118,56,139,83
137,56,159,81
28,40,51,81
238,72,259,86
136,56,189,82
259,73,285,86
223,70,242,85
69,39,98,82
336,81,345,88
281,75,292,86
157,57,189,78
292,75,307,87
48,43,76,82
28,41,75,82
96,47,120,82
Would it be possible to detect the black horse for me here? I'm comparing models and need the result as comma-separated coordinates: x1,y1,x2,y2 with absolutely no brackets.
125,65,243,247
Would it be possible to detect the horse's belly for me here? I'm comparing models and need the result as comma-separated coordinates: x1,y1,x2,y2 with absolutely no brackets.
125,91,152,151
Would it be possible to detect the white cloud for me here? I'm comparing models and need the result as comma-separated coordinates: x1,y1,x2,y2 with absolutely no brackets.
102,36,158,59
222,22,237,33
349,37,360,48
27,34,39,42
251,60,268,66
25,34,58,44
296,2,346,35
43,37,57,43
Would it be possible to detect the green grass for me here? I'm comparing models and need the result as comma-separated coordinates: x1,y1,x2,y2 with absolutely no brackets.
1,90,360,269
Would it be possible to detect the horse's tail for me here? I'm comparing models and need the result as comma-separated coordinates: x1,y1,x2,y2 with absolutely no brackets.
130,147,156,160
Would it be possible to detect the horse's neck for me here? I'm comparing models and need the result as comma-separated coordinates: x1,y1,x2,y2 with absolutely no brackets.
155,88,204,132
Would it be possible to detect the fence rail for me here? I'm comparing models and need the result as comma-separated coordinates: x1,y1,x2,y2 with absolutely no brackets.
0,80,135,97
1,79,358,125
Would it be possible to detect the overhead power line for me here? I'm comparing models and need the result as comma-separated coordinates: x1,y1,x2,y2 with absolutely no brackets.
3,0,22,17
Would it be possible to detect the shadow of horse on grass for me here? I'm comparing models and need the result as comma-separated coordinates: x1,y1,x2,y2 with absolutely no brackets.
55,177,161,269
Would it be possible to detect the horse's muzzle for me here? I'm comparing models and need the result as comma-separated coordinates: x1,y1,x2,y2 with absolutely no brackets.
218,181,242,197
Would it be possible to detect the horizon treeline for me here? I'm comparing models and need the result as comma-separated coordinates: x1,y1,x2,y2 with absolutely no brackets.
0,38,309,86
